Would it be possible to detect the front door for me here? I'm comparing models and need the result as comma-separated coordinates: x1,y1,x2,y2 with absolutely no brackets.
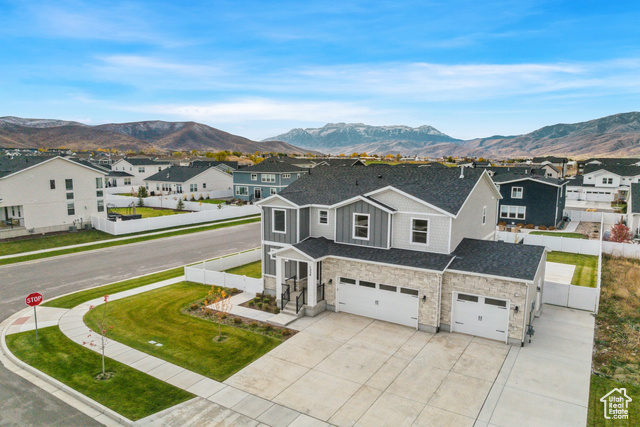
254,188,262,200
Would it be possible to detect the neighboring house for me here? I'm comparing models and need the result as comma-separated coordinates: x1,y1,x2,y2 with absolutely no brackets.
485,165,559,178
0,156,107,237
492,173,567,227
110,158,172,186
627,183,640,238
257,167,546,346
144,165,233,195
191,160,239,171
532,156,568,176
569,164,640,201
577,157,640,174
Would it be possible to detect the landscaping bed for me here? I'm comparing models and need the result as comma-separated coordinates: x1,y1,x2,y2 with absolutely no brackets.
546,251,598,287
239,293,280,315
5,326,193,421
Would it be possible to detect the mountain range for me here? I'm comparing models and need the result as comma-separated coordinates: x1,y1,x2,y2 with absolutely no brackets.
0,117,310,154
265,112,640,158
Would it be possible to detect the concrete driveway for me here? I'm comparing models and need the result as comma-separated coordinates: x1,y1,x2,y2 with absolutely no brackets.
225,312,510,426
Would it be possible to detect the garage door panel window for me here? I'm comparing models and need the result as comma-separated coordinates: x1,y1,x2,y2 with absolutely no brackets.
485,298,507,308
411,218,429,245
379,284,397,292
457,293,479,302
340,277,356,285
400,288,419,296
500,205,525,220
359,280,376,288
353,213,370,240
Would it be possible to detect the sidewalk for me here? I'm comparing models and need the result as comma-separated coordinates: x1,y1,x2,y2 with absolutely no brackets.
1,276,330,427
0,215,259,261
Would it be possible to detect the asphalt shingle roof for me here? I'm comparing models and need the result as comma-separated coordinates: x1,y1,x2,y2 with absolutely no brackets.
631,183,640,214
492,173,566,186
145,165,216,183
239,159,309,173
0,156,106,179
532,156,568,163
583,164,640,177
120,158,172,166
191,160,238,170
450,238,545,281
292,237,454,271
278,166,487,215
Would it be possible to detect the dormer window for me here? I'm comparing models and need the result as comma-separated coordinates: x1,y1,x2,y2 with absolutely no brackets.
511,187,523,199
319,210,328,224
353,213,369,240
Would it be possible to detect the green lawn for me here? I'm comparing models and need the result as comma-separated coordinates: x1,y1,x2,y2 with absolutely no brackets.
83,282,281,381
587,375,639,426
547,251,598,287
5,327,193,421
43,267,185,309
0,229,114,256
224,261,262,278
530,231,588,239
0,216,260,266
109,207,183,218
199,199,227,205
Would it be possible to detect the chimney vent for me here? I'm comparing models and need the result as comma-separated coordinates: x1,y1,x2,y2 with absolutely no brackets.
459,166,464,178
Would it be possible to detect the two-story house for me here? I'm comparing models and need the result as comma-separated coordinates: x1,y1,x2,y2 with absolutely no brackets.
531,156,568,177
257,167,546,346
567,164,640,201
493,173,567,227
144,165,232,195
0,156,107,238
110,158,172,187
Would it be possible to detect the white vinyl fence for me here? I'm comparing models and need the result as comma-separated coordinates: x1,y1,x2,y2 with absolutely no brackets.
185,248,263,293
91,204,260,235
563,209,624,224
542,281,600,311
496,231,601,255
106,190,233,211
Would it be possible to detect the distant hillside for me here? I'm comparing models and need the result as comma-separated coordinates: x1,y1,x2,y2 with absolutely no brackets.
265,113,640,158
263,123,462,154
0,117,312,154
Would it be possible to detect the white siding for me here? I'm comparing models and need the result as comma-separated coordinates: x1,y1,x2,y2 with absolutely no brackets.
450,175,499,250
309,207,335,239
259,196,298,209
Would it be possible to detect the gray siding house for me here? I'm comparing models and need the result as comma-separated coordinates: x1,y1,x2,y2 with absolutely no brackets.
257,167,547,346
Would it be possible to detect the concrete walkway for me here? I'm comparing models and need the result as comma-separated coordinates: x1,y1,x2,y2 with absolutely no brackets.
0,215,259,260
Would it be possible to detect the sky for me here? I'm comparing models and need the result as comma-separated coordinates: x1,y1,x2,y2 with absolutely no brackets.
1,0,640,141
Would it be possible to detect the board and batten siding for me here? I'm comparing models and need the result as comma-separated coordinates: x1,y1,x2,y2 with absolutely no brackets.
370,189,451,254
262,206,298,244
335,200,389,248
450,175,498,250
299,208,310,240
263,244,296,277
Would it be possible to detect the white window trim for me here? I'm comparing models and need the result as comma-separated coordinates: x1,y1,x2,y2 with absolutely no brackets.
251,174,258,181
270,188,277,195
352,212,370,241
511,187,523,199
500,205,526,220
272,208,287,234
318,209,328,225
235,186,248,196
482,206,487,225
283,173,291,179
410,217,430,246
261,174,276,183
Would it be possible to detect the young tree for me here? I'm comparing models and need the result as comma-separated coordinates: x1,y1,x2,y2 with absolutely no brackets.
207,289,233,340
137,193,145,207
609,220,633,243
84,295,114,379
176,198,184,211
137,186,149,198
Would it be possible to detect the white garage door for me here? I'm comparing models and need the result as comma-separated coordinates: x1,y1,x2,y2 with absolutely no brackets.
337,277,418,328
452,292,509,342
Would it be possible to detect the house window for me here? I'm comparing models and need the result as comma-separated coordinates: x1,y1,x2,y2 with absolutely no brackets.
272,209,286,233
49,180,56,190
353,213,369,240
190,184,198,192
96,177,103,189
411,218,429,244
65,179,73,190
158,167,161,172
67,202,75,215
66,192,74,200
270,188,277,195
602,177,613,184
319,210,328,224
500,205,526,220
262,174,276,183
251,174,258,181
138,167,145,173
202,183,206,189
236,186,248,196
97,200,104,212
96,190,103,197
124,178,131,185
283,173,291,179
482,206,487,225
511,187,523,199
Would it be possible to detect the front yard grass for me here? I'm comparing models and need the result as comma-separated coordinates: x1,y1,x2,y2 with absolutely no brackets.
5,326,193,421
224,261,262,278
588,256,640,425
547,251,598,287
84,282,281,381
43,267,185,309
530,231,588,239
0,229,114,256
109,207,184,218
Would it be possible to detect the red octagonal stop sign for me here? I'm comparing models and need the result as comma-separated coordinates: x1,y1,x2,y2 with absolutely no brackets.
26,293,43,307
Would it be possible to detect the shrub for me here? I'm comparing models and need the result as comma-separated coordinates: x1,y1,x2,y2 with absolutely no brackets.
498,221,507,226
190,195,196,202
256,302,263,309
256,293,263,299
254,298,262,303
204,308,213,317
176,199,185,211
282,329,291,337
525,224,534,229
516,223,525,228
190,303,200,310
199,195,204,201
264,324,273,332
220,313,228,319
248,301,255,307
250,322,258,328
548,226,556,230
233,317,242,325
274,307,280,314
230,288,239,294
539,225,547,230
206,194,210,199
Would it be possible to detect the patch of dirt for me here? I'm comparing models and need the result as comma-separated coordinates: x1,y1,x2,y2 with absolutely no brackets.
94,371,115,381
576,222,602,240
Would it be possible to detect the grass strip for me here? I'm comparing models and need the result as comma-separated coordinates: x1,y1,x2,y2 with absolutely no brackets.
5,326,194,421
109,207,184,218
224,261,262,279
546,251,598,287
529,231,588,239
587,375,639,426
42,267,185,309
0,216,259,267
84,282,281,381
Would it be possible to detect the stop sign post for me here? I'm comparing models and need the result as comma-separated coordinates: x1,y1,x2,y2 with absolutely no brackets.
26,293,43,339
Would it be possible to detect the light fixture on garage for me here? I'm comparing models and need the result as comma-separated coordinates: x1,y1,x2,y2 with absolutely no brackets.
328,279,333,284
422,296,426,302
514,306,519,314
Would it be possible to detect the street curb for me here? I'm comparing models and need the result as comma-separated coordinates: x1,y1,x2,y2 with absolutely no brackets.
0,309,133,426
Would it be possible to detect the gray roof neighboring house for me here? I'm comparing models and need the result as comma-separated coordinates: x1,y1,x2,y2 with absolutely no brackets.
532,156,568,164
108,171,134,177
631,183,640,214
449,238,546,282
0,156,106,179
239,159,309,173
277,166,490,216
566,176,584,186
191,160,238,170
119,158,172,166
491,173,567,187
144,165,218,183
583,164,640,177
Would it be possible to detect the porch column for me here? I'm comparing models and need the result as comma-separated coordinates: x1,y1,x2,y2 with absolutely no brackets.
307,261,317,307
275,257,283,301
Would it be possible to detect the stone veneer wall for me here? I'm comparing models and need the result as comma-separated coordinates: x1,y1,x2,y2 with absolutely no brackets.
441,272,528,344
321,257,441,331
264,276,276,296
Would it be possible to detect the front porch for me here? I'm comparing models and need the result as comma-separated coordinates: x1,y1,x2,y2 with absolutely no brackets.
0,205,25,234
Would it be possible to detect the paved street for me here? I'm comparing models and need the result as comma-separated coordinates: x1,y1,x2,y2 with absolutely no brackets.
0,221,260,426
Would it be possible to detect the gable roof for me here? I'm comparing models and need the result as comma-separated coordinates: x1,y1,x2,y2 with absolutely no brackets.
0,156,106,179
277,166,490,216
631,183,640,214
449,238,546,281
532,156,568,164
144,165,221,183
492,173,567,187
239,159,309,173
583,164,640,177
117,158,172,166
191,160,238,170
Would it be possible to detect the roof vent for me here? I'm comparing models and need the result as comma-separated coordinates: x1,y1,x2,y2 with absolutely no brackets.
378,175,383,179
355,180,359,186
459,166,464,178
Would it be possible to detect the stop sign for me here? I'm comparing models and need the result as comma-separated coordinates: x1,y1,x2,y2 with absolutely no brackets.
26,293,43,307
